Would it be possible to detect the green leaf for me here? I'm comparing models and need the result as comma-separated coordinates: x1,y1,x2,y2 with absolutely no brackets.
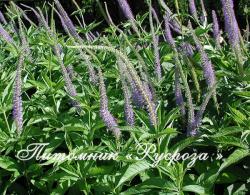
228,105,247,125
0,156,21,177
170,137,198,153
226,183,248,195
88,165,114,176
116,161,151,188
182,185,205,194
234,91,250,99
211,127,245,138
139,128,177,141
204,149,250,189
218,149,249,172
211,136,248,148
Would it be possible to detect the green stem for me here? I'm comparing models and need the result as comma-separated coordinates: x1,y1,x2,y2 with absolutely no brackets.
174,0,180,16
3,111,11,133
234,45,244,76
174,52,195,132
187,58,201,102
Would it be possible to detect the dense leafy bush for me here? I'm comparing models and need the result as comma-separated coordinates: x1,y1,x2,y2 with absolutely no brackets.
0,0,249,194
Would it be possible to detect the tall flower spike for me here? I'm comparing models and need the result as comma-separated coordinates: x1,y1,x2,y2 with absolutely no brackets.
116,0,140,35
164,13,175,48
149,4,161,80
66,65,76,80
169,21,182,34
143,82,154,103
0,24,14,44
35,7,81,111
221,0,244,75
13,54,25,134
130,77,154,111
131,80,145,108
12,14,32,134
55,6,98,84
123,80,135,127
98,68,121,139
200,51,216,87
54,0,81,40
200,0,207,24
124,89,135,126
153,35,162,80
56,0,91,41
174,67,186,118
151,6,160,25
189,21,216,87
158,0,182,33
21,5,48,30
143,81,157,125
17,14,31,58
0,10,7,25
179,42,194,57
166,21,195,135
212,10,221,49
14,4,36,27
36,7,55,38
189,0,198,21
54,44,82,112
165,19,195,133
194,84,216,133
221,0,240,47
53,45,77,98
117,59,135,126
173,54,195,136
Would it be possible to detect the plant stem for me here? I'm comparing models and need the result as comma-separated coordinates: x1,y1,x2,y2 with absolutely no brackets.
3,111,11,133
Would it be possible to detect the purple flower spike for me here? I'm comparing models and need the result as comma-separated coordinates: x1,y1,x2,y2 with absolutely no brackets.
189,0,198,21
200,52,216,86
221,0,240,47
54,0,81,40
125,102,134,126
55,5,98,85
0,24,14,43
116,0,134,21
194,83,216,134
164,14,175,48
212,10,221,48
153,35,162,80
100,109,121,139
200,0,207,24
66,65,76,80
143,82,157,125
54,45,78,98
189,21,216,87
131,81,145,108
151,7,160,25
13,54,25,134
174,67,186,118
116,0,139,34
187,117,198,137
117,59,135,126
188,128,199,137
169,21,182,34
180,42,194,57
98,68,121,139
124,87,135,126
0,11,7,25
131,80,157,126
143,82,154,103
